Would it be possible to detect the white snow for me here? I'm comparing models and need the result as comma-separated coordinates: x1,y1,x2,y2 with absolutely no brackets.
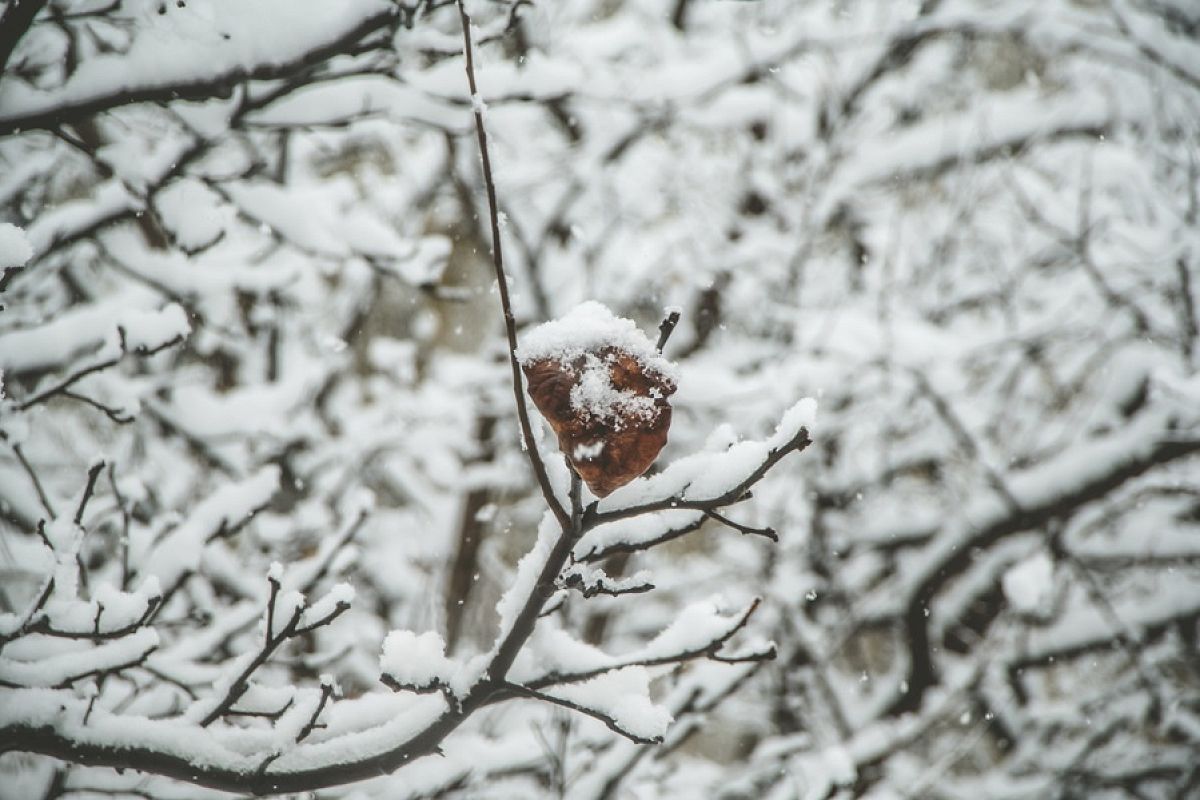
117,303,192,352
0,628,159,688
0,222,32,269
298,582,355,628
0,1,396,127
569,351,661,426
595,397,816,513
0,287,160,373
1001,552,1055,613
492,513,559,645
138,467,281,588
544,666,671,742
2,0,1189,795
516,301,678,382
154,178,227,251
379,630,456,692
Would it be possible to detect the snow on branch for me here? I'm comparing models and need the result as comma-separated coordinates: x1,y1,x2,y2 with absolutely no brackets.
0,221,32,294
573,399,815,560
188,571,353,728
0,1,400,135
502,668,670,744
137,467,281,591
588,398,815,520
517,598,774,691
0,1,827,794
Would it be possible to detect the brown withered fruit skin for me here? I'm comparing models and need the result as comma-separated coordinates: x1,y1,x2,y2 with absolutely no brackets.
523,346,675,497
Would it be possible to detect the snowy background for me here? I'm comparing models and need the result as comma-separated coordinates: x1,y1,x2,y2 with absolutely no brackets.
1,0,1199,798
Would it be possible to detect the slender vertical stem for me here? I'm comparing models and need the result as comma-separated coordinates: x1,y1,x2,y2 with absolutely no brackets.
75,461,106,525
456,0,569,531
569,466,582,531
10,440,56,517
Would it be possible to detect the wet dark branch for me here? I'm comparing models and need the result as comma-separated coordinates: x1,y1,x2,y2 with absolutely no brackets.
561,568,654,599
17,334,184,412
498,682,661,745
17,596,160,643
585,427,812,527
6,438,56,516
294,601,351,637
0,0,48,79
1008,604,1200,676
888,429,1200,716
577,516,707,563
0,8,400,135
0,576,54,651
484,470,585,686
826,0,943,133
1177,257,1197,363
49,644,159,690
226,699,295,723
59,390,135,424
1109,4,1200,92
524,598,769,690
655,309,681,353
703,509,777,541
74,460,105,525
0,706,476,795
299,508,370,596
199,576,309,728
380,673,453,699
296,682,335,743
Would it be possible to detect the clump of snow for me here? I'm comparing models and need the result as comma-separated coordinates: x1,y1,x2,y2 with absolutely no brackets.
516,302,677,381
138,467,280,587
574,441,605,460
494,515,558,641
0,628,160,689
570,352,661,427
380,630,455,691
591,397,816,514
0,222,33,269
117,303,191,352
299,582,354,628
153,178,226,251
771,397,818,445
1002,552,1054,613
636,597,745,660
545,666,671,742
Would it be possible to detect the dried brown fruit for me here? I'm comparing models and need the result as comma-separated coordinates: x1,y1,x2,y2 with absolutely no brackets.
517,303,678,497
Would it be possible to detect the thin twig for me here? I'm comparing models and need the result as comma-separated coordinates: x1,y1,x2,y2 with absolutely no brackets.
585,427,812,526
656,309,681,353
61,390,134,424
9,440,56,517
299,508,369,596
17,334,183,411
107,464,132,590
456,0,569,531
703,509,778,541
75,461,106,525
524,598,768,689
296,682,334,743
500,682,662,745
